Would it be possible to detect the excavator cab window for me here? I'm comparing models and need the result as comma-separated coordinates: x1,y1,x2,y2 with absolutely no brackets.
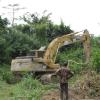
27,46,46,58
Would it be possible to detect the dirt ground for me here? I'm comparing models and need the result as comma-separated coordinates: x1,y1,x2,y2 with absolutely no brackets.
42,89,84,100
42,89,99,100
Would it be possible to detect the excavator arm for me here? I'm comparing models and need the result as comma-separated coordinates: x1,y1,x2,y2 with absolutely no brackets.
43,29,91,69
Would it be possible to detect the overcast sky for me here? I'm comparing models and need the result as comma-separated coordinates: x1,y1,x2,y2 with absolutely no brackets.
0,0,100,36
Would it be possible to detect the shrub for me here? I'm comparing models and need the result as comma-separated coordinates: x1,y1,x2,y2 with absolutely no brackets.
2,71,17,84
92,48,100,73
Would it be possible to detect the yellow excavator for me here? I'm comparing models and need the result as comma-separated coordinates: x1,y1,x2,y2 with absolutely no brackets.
11,29,91,73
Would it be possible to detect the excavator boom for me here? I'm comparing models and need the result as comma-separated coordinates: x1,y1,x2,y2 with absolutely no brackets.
43,29,91,68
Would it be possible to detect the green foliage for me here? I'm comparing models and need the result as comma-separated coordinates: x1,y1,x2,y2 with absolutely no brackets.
0,16,9,30
11,75,56,100
90,37,100,73
0,17,10,63
0,64,16,84
52,21,73,38
92,48,100,73
57,43,85,73
2,71,16,84
23,12,73,45
0,12,73,64
20,75,42,90
0,28,35,63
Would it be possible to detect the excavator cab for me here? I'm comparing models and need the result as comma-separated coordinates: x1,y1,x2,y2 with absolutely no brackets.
27,46,46,58
11,47,47,72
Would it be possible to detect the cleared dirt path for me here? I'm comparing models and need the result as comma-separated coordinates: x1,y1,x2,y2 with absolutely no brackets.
42,89,98,100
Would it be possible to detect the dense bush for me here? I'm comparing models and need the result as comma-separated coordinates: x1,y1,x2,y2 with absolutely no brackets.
91,37,100,73
57,43,84,73
92,48,100,73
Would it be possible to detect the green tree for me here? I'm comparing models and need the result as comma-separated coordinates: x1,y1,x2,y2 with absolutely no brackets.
0,12,73,64
23,12,73,45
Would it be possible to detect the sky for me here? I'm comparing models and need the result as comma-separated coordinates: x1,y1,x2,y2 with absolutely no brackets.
0,0,100,36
